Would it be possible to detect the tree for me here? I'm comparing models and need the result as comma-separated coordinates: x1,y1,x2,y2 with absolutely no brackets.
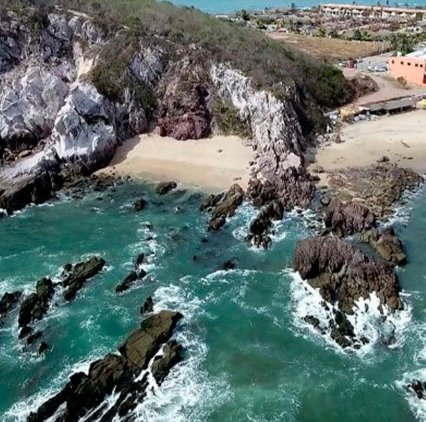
353,28,362,40
390,33,415,55
240,9,250,21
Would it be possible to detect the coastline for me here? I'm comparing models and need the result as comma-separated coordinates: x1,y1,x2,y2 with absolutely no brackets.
97,133,255,193
309,110,426,186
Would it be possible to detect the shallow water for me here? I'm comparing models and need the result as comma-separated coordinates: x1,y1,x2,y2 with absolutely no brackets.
1,181,426,421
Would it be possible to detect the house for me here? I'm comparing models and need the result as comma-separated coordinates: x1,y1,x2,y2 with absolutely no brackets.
388,49,426,86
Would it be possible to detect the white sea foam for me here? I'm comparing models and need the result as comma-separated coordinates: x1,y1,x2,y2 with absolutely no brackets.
289,270,412,356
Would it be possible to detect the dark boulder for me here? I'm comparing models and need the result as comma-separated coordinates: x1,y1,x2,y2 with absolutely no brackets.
135,253,145,267
133,198,147,212
204,184,244,231
156,181,177,195
18,278,54,328
0,290,22,319
407,380,426,399
222,259,236,271
141,296,154,314
294,236,401,315
246,200,284,249
38,342,49,355
116,269,147,293
63,256,106,301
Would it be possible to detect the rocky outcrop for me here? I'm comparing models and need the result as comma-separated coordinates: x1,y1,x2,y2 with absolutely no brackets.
211,64,315,209
323,199,376,237
62,256,106,301
115,269,147,293
27,310,183,422
18,278,55,330
325,164,422,217
362,227,406,266
294,236,402,315
201,184,244,231
0,290,22,320
156,181,177,195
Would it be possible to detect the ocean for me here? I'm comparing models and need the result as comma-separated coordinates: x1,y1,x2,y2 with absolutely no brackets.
1,181,426,421
169,0,426,14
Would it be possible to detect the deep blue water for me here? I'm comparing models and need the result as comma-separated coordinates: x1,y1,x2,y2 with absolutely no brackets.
168,0,426,14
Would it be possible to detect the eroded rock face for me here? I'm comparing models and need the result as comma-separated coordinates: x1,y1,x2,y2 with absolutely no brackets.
211,64,314,209
324,199,376,237
158,56,211,140
27,310,183,422
294,236,402,314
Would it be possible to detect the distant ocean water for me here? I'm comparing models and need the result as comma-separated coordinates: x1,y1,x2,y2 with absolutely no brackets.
168,0,426,13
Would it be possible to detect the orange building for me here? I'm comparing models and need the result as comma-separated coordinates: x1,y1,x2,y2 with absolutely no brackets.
388,50,426,87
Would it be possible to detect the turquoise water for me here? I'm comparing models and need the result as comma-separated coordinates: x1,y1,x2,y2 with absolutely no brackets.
1,181,426,421
168,0,426,14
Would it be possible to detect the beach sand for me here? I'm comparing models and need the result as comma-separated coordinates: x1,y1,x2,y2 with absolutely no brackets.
310,110,426,184
98,133,255,192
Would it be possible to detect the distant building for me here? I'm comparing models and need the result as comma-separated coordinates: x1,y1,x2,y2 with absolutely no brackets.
388,50,426,86
320,4,426,21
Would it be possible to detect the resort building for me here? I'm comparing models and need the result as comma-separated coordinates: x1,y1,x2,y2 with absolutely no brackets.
320,4,426,21
388,50,426,86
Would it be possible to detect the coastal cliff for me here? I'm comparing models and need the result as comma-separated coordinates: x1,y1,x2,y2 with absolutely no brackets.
0,1,352,214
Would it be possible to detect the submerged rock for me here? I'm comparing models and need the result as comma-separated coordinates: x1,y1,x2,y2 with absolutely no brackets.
27,310,183,422
407,380,426,400
294,236,402,315
133,198,147,212
156,181,177,195
141,296,154,314
62,256,106,301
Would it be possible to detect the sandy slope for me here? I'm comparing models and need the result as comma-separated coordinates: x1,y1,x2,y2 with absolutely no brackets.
311,110,426,183
98,133,255,192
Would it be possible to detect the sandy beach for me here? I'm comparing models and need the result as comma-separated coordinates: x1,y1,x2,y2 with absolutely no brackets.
98,133,255,192
311,110,426,182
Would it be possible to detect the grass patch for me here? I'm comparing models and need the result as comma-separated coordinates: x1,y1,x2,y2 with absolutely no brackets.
213,96,252,138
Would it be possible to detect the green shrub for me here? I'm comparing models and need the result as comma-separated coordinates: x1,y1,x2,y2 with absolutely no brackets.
213,96,252,138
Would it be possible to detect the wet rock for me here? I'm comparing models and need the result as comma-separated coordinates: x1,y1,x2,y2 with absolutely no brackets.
28,310,183,422
247,200,284,248
204,184,244,231
135,253,145,267
324,199,376,237
330,310,355,349
27,330,43,345
407,380,426,399
294,236,401,315
38,342,49,355
156,181,177,195
361,227,406,266
63,256,106,301
222,259,236,271
0,290,22,319
133,198,147,212
18,278,54,328
304,315,321,330
140,297,154,314
116,269,147,293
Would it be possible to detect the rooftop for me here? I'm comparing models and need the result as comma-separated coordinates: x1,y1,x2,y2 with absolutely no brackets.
407,49,426,61
320,3,426,13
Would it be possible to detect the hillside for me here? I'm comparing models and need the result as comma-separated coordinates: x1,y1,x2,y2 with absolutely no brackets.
0,0,355,214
